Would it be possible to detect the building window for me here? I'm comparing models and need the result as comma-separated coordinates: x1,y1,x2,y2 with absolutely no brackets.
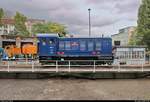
114,41,120,46
132,51,136,59
139,51,144,59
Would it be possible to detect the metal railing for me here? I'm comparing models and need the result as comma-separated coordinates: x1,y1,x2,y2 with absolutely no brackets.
0,58,149,73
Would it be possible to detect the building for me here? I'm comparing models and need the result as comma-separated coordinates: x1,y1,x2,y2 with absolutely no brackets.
0,18,45,35
0,19,15,35
113,46,146,65
0,18,44,48
65,34,74,38
25,19,45,34
111,26,136,46
0,34,36,48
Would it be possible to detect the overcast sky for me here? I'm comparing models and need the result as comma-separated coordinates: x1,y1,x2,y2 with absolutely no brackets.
0,0,141,37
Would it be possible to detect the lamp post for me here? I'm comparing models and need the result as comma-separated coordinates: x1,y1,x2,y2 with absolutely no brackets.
88,8,91,37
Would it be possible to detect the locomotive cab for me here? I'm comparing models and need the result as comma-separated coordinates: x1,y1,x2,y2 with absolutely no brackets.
37,34,58,63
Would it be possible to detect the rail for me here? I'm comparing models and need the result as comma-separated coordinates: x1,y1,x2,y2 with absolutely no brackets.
0,58,149,73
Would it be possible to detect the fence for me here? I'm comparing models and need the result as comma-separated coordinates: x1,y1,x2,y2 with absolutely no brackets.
0,58,149,73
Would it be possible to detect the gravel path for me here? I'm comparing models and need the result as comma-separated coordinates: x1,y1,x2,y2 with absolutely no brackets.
0,78,150,100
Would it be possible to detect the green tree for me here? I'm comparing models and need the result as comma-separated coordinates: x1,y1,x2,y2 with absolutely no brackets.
128,28,138,45
32,23,49,34
0,8,4,26
14,12,29,36
47,22,67,37
137,0,150,49
32,22,67,37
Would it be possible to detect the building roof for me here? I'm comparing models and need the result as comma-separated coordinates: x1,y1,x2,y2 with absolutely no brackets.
111,33,119,37
111,26,136,37
0,34,36,39
1,19,15,24
120,26,136,30
0,18,45,25
26,19,45,23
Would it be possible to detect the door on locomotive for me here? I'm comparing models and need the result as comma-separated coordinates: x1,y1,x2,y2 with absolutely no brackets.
37,34,58,62
101,38,112,55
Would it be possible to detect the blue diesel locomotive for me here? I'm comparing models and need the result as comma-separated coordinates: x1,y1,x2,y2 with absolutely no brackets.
37,34,113,64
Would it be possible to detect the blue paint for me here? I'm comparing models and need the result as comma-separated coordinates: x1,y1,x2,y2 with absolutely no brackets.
37,34,112,58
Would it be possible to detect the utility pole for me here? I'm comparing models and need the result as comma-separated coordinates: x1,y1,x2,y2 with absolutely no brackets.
88,8,91,37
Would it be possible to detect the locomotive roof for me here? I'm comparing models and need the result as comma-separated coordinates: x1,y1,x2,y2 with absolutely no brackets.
62,37,111,39
37,34,111,39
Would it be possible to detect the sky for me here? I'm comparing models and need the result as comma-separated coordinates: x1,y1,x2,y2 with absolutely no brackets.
0,0,141,37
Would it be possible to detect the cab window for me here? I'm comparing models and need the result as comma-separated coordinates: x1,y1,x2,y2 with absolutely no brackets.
49,39,55,45
41,38,46,46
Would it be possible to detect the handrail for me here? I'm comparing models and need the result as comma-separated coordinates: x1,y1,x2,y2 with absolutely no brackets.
0,58,147,73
